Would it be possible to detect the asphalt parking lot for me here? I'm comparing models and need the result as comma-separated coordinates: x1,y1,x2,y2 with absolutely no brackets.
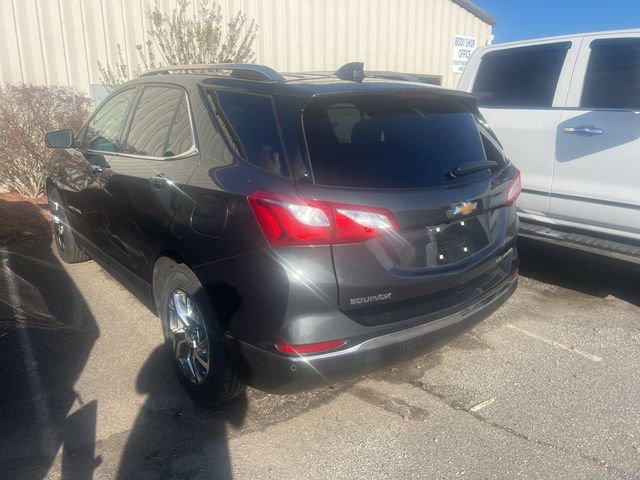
1,235,640,480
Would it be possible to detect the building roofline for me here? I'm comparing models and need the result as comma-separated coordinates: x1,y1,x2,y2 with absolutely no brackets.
452,0,497,27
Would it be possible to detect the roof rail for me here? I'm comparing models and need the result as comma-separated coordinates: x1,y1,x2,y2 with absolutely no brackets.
138,63,285,82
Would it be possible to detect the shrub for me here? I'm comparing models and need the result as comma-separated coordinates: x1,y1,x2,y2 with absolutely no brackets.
98,0,259,88
0,84,92,198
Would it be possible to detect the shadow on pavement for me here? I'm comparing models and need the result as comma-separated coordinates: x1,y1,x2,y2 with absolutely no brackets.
115,346,248,480
0,199,247,479
0,199,100,479
518,237,640,306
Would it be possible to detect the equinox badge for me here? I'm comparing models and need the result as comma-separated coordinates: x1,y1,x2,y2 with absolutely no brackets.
350,292,392,306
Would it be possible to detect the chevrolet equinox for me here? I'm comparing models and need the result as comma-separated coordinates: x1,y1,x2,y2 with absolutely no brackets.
45,62,520,404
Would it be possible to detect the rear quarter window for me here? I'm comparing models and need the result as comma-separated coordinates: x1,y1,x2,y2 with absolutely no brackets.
472,42,571,108
208,90,288,176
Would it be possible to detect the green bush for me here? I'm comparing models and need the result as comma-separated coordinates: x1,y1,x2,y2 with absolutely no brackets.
0,84,92,198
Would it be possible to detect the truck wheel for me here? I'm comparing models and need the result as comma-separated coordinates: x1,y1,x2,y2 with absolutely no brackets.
155,260,245,405
47,187,90,264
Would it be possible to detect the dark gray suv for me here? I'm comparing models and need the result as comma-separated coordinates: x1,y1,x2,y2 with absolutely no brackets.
45,63,520,404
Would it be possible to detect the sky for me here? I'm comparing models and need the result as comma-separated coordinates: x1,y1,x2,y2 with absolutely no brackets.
472,1,640,43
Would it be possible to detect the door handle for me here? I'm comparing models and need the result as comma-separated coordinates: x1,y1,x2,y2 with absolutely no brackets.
150,173,172,188
563,126,604,135
90,165,104,174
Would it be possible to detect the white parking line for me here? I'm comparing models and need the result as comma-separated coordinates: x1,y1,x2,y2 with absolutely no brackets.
507,324,603,363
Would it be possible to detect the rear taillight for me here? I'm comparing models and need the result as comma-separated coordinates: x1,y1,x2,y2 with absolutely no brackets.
248,191,398,246
275,339,346,356
505,169,521,206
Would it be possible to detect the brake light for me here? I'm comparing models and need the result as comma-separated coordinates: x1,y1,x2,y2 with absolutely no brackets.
275,339,346,356
248,192,399,246
505,169,521,206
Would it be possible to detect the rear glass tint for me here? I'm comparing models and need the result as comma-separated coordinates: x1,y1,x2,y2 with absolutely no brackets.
210,90,288,176
303,95,494,189
472,42,570,108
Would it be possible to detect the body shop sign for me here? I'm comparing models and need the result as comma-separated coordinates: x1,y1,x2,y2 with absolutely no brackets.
452,35,477,73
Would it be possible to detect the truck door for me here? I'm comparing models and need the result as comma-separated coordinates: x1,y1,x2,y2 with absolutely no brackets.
549,35,640,238
462,39,580,218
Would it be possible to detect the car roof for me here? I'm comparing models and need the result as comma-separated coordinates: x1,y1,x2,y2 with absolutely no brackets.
122,71,475,102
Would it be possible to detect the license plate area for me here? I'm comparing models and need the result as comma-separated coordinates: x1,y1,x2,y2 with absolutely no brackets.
425,215,491,266
393,211,499,269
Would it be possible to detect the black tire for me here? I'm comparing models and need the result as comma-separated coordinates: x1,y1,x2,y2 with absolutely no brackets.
155,259,245,405
47,186,90,264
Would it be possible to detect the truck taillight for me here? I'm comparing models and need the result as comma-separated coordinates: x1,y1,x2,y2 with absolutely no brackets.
506,169,521,206
248,191,398,246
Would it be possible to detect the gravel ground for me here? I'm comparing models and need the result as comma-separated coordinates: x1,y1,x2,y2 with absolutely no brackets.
0,236,639,480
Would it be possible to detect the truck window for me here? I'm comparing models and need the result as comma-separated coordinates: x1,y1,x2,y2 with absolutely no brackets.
472,42,571,108
581,38,640,110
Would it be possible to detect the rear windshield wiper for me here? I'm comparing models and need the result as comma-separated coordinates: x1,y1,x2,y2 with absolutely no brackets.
447,161,498,179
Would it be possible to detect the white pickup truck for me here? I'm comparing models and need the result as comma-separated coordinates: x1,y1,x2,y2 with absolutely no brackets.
459,29,640,264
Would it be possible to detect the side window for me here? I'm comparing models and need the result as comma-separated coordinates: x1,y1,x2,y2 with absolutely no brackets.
472,42,571,108
84,88,136,152
122,86,189,157
581,38,640,109
212,90,288,176
165,98,194,156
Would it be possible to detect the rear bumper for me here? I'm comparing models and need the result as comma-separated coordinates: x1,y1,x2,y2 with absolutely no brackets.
227,273,517,393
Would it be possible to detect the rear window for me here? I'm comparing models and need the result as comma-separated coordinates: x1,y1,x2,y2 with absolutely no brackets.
472,42,570,108
303,95,496,189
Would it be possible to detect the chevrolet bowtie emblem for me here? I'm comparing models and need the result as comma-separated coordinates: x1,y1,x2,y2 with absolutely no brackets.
452,201,478,216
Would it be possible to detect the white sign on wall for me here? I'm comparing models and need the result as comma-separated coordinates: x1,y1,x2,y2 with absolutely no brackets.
452,35,477,73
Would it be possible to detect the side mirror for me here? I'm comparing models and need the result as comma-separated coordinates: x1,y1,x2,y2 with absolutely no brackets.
45,129,74,149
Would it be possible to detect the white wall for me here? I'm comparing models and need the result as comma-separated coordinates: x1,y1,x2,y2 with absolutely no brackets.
0,0,493,95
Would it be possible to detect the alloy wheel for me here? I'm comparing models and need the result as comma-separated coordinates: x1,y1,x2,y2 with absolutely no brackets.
167,288,210,385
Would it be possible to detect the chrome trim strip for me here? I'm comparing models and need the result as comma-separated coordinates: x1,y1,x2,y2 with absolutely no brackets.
84,146,199,162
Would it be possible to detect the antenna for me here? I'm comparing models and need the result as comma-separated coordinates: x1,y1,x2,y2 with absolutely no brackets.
335,62,365,83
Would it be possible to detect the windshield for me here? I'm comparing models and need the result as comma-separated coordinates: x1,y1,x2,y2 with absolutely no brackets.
303,94,498,188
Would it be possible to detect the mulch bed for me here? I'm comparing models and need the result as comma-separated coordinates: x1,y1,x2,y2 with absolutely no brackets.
0,193,52,245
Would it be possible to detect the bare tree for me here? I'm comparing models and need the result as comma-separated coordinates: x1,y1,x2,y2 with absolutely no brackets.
0,84,92,198
98,0,258,88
